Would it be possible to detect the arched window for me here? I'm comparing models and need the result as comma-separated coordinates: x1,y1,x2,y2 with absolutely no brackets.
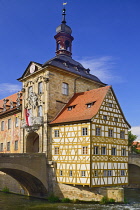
57,41,61,50
65,40,70,51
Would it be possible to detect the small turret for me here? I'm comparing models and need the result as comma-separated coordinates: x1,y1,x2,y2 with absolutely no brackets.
54,7,74,57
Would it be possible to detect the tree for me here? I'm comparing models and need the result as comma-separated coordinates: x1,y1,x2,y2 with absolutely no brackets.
128,131,137,146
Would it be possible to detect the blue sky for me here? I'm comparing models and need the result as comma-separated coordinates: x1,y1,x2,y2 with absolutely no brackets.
0,0,139,138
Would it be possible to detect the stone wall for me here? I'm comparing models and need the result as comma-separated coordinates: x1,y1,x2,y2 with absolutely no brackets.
0,172,26,194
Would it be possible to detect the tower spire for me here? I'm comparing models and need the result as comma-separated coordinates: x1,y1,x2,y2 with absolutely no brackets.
54,3,74,57
62,7,66,24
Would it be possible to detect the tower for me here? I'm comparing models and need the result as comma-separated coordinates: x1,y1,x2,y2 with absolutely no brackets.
54,8,74,57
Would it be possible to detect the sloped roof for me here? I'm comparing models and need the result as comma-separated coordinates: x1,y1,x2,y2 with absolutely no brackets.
50,86,111,125
0,92,22,115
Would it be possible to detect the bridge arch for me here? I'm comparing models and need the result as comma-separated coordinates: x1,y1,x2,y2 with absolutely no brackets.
129,154,140,188
0,154,48,197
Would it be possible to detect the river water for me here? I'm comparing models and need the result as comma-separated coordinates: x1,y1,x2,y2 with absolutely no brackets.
0,188,140,210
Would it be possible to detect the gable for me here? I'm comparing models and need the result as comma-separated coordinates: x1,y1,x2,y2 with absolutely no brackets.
92,87,130,129
18,61,42,81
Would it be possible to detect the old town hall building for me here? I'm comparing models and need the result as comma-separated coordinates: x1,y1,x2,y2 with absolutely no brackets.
0,8,130,188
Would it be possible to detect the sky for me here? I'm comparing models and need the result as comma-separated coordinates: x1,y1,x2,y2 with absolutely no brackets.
0,0,140,139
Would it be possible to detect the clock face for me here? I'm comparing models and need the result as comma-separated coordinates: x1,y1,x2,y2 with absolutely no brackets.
30,64,36,73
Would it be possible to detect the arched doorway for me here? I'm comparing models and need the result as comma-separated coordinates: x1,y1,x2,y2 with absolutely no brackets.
26,132,39,153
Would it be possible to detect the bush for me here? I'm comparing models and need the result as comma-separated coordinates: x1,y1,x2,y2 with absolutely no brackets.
2,187,10,193
61,197,71,203
100,196,109,204
48,194,60,203
108,198,115,203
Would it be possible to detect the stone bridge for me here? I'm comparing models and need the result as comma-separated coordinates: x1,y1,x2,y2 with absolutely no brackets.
0,153,49,197
128,154,140,187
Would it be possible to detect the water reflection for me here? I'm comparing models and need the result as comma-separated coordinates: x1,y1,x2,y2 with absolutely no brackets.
0,189,140,210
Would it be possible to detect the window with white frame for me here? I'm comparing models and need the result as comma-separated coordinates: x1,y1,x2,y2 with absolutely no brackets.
114,117,118,122
94,170,98,177
15,140,18,151
82,127,88,136
111,147,117,156
103,170,112,177
108,129,113,137
120,170,125,176
54,130,59,137
120,131,125,139
81,171,86,177
15,117,18,127
101,147,106,155
7,142,10,151
28,86,33,96
121,148,126,156
94,146,99,155
62,83,69,95
108,103,112,107
38,105,43,117
38,82,43,94
0,143,3,152
96,127,101,136
82,146,88,155
69,170,73,177
103,115,107,120
1,121,4,131
60,170,63,176
8,119,11,129
54,147,59,155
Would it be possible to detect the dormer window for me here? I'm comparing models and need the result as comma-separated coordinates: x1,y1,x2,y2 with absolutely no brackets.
86,101,96,108
68,105,76,111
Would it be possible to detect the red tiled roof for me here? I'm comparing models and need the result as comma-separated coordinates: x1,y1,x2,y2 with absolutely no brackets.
50,86,111,124
0,92,22,113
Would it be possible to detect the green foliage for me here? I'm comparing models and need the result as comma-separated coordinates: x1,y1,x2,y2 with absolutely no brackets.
100,196,115,204
128,131,137,146
2,186,10,193
72,199,80,203
61,197,71,203
47,194,60,203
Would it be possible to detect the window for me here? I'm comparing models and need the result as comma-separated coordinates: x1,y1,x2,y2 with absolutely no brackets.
82,146,88,155
15,117,18,127
94,170,98,177
68,105,76,111
0,143,3,152
108,129,113,137
54,147,59,155
38,105,43,117
15,140,18,151
94,146,99,155
81,171,86,177
120,131,125,139
96,127,101,136
38,82,43,94
69,170,73,177
62,83,69,95
28,86,33,96
108,103,112,107
7,142,10,151
8,119,11,129
103,170,112,177
120,170,125,176
54,130,59,137
60,170,63,176
86,101,96,108
111,147,116,156
103,115,107,120
1,121,4,131
122,148,126,156
101,147,106,155
114,117,118,122
82,127,88,136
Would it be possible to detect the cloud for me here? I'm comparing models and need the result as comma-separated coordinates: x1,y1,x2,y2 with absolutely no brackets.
0,83,21,95
76,56,122,83
131,126,140,140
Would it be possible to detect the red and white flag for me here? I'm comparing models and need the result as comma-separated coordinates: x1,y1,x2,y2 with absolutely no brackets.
25,109,32,126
